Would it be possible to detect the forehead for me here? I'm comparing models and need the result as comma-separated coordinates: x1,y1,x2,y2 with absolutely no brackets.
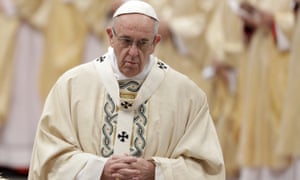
114,14,156,36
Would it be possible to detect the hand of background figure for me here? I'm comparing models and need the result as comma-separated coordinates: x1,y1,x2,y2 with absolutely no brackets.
239,2,274,29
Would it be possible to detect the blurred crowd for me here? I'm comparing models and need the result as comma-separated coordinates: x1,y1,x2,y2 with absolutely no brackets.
0,0,299,179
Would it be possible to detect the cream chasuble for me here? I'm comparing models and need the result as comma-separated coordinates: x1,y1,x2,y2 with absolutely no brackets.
29,51,225,179
94,51,166,156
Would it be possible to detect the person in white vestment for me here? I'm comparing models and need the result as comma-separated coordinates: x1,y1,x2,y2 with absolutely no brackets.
28,1,225,179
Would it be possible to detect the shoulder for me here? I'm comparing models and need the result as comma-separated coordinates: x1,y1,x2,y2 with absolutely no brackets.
49,59,102,93
157,58,207,100
165,61,205,92
56,60,98,84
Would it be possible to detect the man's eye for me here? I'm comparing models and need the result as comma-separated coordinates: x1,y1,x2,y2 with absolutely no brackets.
139,40,148,46
137,40,150,48
121,38,132,44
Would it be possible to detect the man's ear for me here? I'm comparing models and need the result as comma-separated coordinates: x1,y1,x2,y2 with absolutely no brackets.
106,27,114,45
149,34,161,54
153,34,161,47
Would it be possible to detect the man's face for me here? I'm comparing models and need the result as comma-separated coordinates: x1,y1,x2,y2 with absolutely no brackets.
107,14,160,77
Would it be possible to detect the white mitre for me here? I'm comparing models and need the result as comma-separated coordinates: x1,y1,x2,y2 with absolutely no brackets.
113,0,159,21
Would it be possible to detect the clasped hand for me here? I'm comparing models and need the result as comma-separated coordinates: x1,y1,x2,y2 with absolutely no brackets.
101,155,155,180
239,2,274,29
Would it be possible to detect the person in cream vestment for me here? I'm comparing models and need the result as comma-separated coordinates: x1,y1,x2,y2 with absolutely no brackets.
205,0,246,177
144,0,218,93
237,0,296,179
276,3,300,179
28,1,225,179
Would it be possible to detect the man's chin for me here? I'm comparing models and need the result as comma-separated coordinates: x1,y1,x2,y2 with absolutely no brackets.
121,68,139,77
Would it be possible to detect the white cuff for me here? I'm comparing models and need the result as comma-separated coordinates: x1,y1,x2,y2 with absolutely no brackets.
75,153,108,180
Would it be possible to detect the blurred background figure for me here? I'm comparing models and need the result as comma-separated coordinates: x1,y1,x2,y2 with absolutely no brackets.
0,0,111,178
38,0,111,100
236,0,296,180
145,0,218,92
0,0,45,178
0,0,18,128
276,0,300,178
205,0,246,178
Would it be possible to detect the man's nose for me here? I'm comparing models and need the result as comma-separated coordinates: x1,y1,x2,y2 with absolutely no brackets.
128,43,139,56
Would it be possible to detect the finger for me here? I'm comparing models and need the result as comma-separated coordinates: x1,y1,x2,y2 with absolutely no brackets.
113,156,138,164
110,158,139,173
112,173,136,180
112,169,140,180
128,158,144,168
110,161,132,172
118,167,140,176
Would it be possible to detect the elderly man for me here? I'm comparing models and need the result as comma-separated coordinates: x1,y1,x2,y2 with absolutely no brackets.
28,1,225,179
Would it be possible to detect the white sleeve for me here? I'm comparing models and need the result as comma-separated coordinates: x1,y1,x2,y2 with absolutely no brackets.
275,23,290,52
75,154,108,180
154,161,165,180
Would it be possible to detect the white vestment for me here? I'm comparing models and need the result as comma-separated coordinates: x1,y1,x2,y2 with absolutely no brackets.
28,51,225,180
